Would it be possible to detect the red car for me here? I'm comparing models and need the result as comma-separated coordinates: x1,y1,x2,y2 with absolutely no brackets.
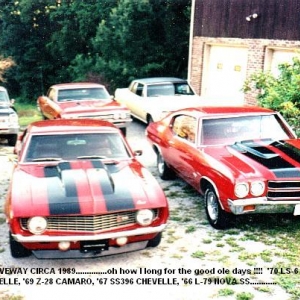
37,83,132,135
6,119,168,258
146,106,300,229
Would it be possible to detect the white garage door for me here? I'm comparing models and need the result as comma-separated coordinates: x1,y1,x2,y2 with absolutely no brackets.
268,49,299,77
202,45,248,105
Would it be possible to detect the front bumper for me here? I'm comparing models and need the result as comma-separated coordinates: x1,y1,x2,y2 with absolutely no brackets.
12,223,167,243
0,127,19,135
32,241,148,259
228,197,300,215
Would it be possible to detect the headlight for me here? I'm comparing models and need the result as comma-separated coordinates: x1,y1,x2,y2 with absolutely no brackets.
234,183,249,198
9,113,18,124
136,209,154,226
120,112,127,119
250,181,265,196
27,217,47,234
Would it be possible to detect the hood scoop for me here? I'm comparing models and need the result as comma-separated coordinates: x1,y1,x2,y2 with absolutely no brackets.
231,140,300,178
232,141,279,160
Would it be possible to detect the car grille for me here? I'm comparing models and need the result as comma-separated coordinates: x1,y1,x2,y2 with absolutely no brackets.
267,181,300,200
20,210,158,233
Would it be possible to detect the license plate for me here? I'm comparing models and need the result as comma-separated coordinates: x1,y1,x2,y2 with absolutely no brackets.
294,204,300,216
80,239,109,253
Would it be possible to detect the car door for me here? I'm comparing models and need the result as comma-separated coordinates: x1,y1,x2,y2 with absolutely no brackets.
166,114,200,186
127,82,147,121
39,88,61,119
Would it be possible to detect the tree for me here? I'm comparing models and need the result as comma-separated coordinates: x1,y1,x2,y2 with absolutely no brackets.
0,0,191,100
69,0,191,91
0,56,15,82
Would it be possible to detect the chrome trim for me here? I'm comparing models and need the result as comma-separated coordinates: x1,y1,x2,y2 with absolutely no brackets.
12,224,167,243
228,197,300,215
32,241,148,259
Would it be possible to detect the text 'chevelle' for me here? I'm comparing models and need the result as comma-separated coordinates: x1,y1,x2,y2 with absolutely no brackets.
6,119,168,258
146,106,300,229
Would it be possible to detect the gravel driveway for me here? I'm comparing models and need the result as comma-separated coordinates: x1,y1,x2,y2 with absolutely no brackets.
0,120,292,300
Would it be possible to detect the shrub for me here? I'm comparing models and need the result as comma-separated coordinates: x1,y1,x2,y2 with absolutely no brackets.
243,57,300,136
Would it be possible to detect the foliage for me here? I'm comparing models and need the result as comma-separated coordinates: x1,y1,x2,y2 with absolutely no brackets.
0,56,15,82
0,0,191,100
243,57,300,135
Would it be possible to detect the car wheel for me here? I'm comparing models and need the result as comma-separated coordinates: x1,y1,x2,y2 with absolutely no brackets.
204,187,232,229
157,152,175,180
9,232,32,258
147,232,162,248
7,135,17,146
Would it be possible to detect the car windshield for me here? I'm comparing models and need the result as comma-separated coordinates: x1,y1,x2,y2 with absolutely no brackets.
0,91,9,107
57,88,111,102
24,133,130,162
146,83,194,97
201,115,291,145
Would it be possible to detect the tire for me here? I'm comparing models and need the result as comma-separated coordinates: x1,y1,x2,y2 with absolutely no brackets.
147,232,162,248
157,152,175,180
9,232,32,258
7,135,17,146
204,187,232,229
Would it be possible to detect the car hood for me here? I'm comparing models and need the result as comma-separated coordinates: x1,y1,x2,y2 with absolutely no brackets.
203,139,300,181
58,100,126,114
11,159,167,217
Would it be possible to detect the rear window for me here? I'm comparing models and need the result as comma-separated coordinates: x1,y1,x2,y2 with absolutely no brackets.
57,88,111,102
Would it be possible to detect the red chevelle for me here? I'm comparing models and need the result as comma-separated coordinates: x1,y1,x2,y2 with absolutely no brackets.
6,119,168,258
146,106,300,229
37,83,132,135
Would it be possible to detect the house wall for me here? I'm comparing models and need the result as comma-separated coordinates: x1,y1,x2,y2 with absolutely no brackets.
189,36,300,105
190,0,300,105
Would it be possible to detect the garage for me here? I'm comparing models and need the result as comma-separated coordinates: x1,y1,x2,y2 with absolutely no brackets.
201,45,248,105
265,48,299,77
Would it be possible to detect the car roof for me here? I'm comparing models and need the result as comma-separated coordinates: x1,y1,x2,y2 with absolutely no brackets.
27,119,119,135
133,77,188,84
175,106,275,117
0,86,8,92
49,82,106,90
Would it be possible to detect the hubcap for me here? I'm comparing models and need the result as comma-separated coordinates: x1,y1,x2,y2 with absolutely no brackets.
206,191,218,221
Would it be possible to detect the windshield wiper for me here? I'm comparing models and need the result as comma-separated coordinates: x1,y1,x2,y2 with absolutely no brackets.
32,157,62,162
77,155,107,159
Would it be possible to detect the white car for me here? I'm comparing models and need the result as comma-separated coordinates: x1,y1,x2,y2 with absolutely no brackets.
115,77,201,124
0,86,19,146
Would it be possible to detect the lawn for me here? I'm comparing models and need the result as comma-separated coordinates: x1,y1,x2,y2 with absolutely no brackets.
15,102,43,128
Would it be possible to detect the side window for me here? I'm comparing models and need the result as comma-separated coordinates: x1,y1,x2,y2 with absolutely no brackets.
136,83,143,96
172,115,197,143
48,88,57,101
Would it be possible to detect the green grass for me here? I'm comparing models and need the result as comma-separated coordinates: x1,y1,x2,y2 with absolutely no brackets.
15,102,43,128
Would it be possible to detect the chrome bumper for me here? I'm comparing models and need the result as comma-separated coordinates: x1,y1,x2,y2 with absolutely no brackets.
33,241,148,259
228,197,300,215
12,224,167,243
0,127,19,135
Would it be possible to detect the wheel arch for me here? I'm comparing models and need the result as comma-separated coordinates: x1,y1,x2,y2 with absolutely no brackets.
200,176,225,210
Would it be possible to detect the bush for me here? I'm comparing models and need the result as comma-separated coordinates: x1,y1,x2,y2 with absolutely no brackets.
243,57,300,136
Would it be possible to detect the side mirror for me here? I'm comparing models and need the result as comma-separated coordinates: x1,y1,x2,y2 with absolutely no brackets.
10,99,15,106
